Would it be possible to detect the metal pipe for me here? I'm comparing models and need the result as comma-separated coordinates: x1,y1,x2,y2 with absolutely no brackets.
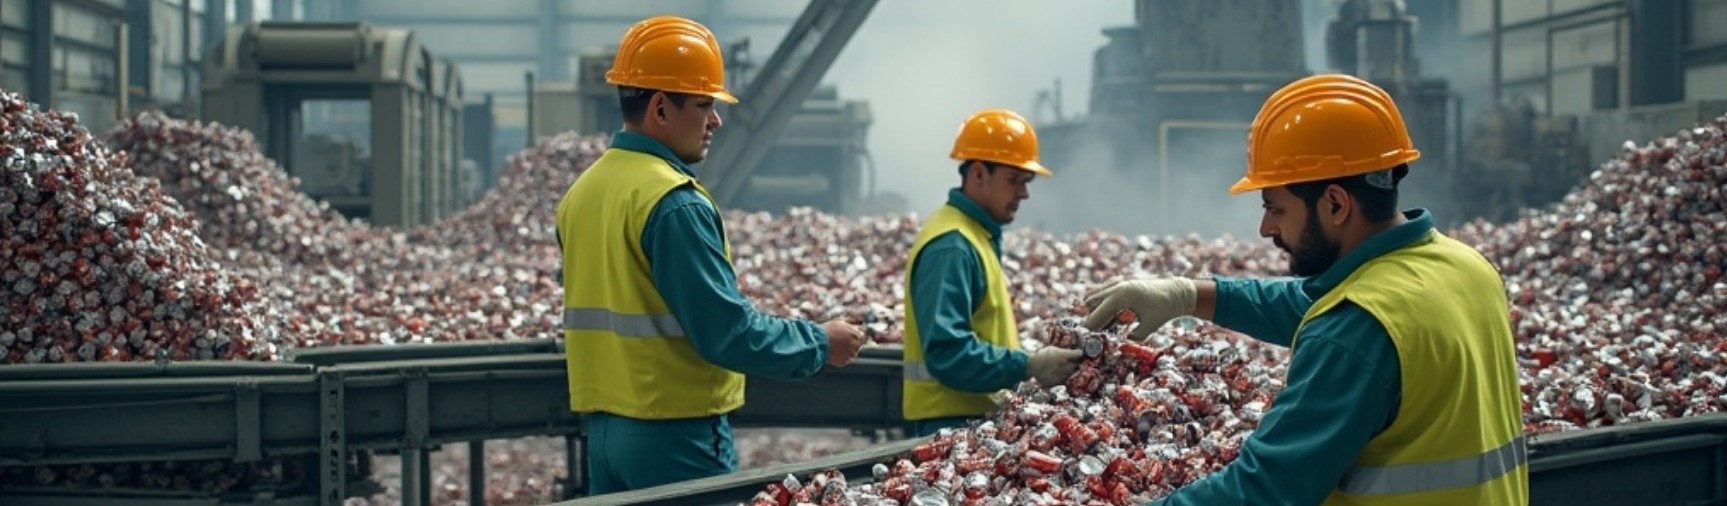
525,71,536,148
1490,0,1502,103
566,435,584,499
419,449,432,506
1452,91,1464,176
182,0,193,107
402,450,423,506
117,21,128,121
470,440,486,506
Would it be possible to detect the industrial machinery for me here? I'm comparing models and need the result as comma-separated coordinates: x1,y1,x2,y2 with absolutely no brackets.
527,0,881,216
1033,0,1311,238
549,410,1727,506
200,22,467,228
1037,0,1465,235
0,343,907,506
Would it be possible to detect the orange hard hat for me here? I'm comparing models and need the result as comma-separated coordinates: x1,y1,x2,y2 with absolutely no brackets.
1231,74,1419,194
949,109,1052,177
605,16,739,104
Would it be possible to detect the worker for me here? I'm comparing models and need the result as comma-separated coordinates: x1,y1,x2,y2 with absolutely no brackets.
555,15,868,495
1083,74,1527,505
902,109,1087,437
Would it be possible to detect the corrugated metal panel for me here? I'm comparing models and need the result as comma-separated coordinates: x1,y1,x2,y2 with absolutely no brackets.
361,0,538,19
1550,20,1618,71
409,25,536,56
1692,0,1727,46
1501,27,1548,81
1686,63,1727,100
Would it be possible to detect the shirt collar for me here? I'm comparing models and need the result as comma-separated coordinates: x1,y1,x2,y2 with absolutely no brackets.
1303,209,1436,297
945,187,1004,239
610,130,696,178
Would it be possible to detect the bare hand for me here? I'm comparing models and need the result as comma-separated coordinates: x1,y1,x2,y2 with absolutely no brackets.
822,319,866,367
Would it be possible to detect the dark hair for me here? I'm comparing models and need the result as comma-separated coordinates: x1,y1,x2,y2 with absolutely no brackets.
1285,164,1408,222
957,161,1002,177
956,161,1002,188
618,86,694,124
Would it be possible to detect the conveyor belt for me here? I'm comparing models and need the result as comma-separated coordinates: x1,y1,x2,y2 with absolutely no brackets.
0,342,911,506
551,413,1727,506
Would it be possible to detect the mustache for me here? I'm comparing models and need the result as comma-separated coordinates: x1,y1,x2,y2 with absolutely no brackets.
1273,236,1290,252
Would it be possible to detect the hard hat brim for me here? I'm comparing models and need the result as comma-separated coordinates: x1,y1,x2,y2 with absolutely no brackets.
1228,175,1267,195
1016,160,1053,177
710,90,739,104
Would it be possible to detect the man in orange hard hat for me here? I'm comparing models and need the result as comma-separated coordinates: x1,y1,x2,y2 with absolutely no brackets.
555,15,867,494
901,109,1086,437
1084,74,1527,505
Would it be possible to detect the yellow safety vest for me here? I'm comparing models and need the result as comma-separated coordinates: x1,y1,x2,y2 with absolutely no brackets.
556,148,744,420
902,204,1020,420
1298,230,1528,505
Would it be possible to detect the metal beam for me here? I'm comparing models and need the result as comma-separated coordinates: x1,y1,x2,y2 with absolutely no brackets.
704,0,880,206
354,14,796,26
1630,0,1685,106
27,0,51,106
538,0,565,80
204,0,228,55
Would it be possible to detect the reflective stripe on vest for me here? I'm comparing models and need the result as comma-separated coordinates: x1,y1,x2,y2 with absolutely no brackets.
904,361,936,382
1339,432,1527,496
563,308,685,338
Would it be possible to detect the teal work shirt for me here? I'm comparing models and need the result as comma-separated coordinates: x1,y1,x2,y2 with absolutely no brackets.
604,131,829,382
907,188,1031,395
1149,210,1436,506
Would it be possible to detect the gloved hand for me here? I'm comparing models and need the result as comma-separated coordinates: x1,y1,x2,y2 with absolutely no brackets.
1082,276,1198,341
1027,347,1085,386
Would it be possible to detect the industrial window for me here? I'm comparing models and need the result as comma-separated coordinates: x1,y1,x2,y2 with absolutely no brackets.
53,44,117,95
1,30,26,66
153,3,185,65
53,3,117,49
0,70,24,96
1692,0,1727,47
0,0,27,29
156,65,185,102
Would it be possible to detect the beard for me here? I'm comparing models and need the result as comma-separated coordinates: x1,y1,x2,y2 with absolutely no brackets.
1276,210,1341,277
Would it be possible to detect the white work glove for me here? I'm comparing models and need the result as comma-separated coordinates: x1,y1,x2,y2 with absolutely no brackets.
1082,276,1198,341
1027,347,1085,387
